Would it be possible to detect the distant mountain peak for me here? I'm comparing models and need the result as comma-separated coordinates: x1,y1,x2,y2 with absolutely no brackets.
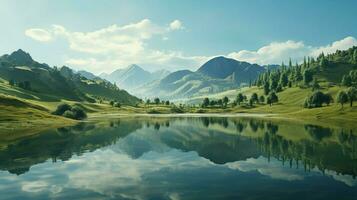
128,64,140,68
8,49,33,65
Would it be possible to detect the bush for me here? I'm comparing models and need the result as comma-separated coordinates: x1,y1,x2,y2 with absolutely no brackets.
304,91,333,108
71,106,87,120
53,103,72,115
62,110,75,119
53,103,87,120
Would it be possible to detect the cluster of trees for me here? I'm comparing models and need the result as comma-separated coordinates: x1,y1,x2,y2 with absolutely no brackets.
303,87,357,109
9,79,32,90
341,70,357,87
201,96,229,108
146,97,170,105
304,91,333,108
201,92,279,108
337,87,357,108
52,103,87,120
109,100,121,108
255,56,323,95
237,92,278,106
253,47,357,94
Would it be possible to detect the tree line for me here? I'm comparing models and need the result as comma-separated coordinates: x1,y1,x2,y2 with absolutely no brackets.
201,91,279,108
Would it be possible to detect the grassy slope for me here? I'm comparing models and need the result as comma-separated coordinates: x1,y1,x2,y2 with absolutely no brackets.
0,94,76,135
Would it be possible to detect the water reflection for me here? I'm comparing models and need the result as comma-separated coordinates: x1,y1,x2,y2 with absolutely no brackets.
0,117,357,199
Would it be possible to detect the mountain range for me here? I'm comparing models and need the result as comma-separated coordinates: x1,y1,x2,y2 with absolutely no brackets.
0,49,273,103
99,64,170,93
0,49,139,104
132,56,274,99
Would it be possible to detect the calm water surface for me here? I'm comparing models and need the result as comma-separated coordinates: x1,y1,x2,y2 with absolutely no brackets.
0,116,357,200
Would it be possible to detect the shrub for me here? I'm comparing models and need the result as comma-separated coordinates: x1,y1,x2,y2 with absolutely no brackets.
267,92,278,106
71,106,87,120
304,91,333,108
53,103,72,115
53,103,87,120
62,110,75,119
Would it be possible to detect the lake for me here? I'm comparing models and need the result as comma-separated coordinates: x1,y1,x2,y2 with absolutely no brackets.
0,116,356,200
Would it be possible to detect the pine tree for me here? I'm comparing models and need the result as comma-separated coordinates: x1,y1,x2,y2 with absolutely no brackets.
263,81,270,95
341,75,352,87
353,49,357,64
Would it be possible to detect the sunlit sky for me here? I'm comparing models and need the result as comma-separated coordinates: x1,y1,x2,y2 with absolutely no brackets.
1,0,357,74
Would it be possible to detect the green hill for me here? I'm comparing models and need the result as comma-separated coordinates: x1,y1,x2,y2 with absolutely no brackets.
185,46,357,124
0,49,139,105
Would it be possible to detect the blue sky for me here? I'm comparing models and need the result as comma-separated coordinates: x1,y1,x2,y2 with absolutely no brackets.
1,0,357,74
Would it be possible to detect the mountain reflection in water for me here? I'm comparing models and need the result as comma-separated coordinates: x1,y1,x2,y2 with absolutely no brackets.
0,117,356,200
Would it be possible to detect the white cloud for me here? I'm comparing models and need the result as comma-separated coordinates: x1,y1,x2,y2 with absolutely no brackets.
65,149,212,199
21,181,49,193
228,40,310,65
25,21,357,74
169,20,184,30
311,36,357,57
25,28,52,42
228,36,357,65
25,19,203,73
226,156,307,181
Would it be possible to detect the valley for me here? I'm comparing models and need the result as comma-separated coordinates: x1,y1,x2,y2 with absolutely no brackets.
1,47,357,134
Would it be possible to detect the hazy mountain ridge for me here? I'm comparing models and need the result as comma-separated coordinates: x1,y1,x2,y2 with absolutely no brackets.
100,64,170,92
135,56,268,99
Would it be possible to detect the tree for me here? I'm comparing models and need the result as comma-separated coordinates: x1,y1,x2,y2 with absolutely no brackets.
312,78,320,91
114,102,121,108
346,87,357,107
337,91,349,109
154,97,160,104
323,93,333,106
259,95,265,104
303,69,313,85
279,72,288,87
236,93,244,105
341,75,352,87
71,106,87,119
288,81,292,88
23,81,31,90
9,79,15,86
210,100,217,106
276,84,283,92
304,91,332,108
109,101,115,106
352,49,357,64
248,98,254,107
223,96,229,107
217,99,223,108
202,98,210,108
251,93,258,104
165,100,170,105
319,56,328,67
53,103,72,115
263,82,270,95
267,92,278,106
